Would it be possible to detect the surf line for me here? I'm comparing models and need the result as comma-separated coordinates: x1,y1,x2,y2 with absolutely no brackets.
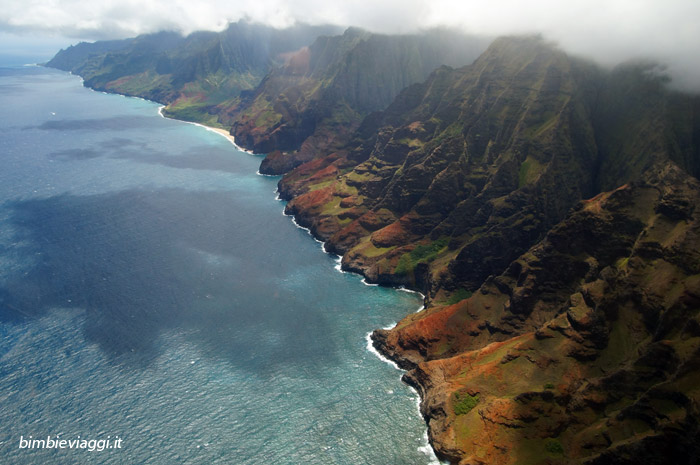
155,105,258,156
154,96,441,464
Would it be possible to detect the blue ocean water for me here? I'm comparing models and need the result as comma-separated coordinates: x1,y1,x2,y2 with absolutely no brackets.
0,66,439,464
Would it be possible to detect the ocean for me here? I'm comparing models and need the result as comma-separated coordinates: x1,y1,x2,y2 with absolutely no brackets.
0,64,439,464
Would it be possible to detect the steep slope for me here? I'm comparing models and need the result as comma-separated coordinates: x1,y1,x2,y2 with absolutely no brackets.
280,36,603,295
47,21,341,126
272,37,700,463
593,61,700,188
372,163,700,464
228,28,489,173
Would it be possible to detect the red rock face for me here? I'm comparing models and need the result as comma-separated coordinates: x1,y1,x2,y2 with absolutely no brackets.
281,47,311,76
371,220,413,248
374,165,700,465
287,186,334,218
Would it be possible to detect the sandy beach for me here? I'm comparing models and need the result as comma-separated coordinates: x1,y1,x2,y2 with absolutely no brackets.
206,127,237,145
157,105,255,154
204,126,256,154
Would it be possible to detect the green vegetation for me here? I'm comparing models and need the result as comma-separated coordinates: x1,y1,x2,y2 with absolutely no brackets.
320,197,343,215
363,244,395,258
453,392,479,415
394,254,412,276
544,383,555,390
395,238,449,275
163,102,221,127
411,238,449,261
255,110,282,128
544,438,564,455
518,156,544,188
396,137,424,148
447,288,473,305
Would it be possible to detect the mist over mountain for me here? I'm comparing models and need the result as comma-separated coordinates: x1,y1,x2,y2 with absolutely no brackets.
5,0,700,92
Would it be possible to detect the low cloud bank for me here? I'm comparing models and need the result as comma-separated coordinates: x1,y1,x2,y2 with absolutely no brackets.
2,0,698,91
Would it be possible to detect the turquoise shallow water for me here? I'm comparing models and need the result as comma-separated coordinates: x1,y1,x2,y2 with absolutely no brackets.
0,66,438,464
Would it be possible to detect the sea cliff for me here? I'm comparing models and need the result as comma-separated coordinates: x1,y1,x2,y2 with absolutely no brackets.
47,28,700,465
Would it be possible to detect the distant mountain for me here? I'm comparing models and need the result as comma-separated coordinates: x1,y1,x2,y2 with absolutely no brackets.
47,21,342,126
228,27,489,173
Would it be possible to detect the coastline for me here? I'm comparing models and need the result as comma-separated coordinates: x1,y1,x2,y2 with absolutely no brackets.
65,70,443,464
279,168,441,464
42,32,700,461
196,114,443,465
155,105,258,155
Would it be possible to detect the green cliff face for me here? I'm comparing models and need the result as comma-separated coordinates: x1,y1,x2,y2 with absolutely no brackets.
229,28,489,173
281,37,603,293
47,21,342,126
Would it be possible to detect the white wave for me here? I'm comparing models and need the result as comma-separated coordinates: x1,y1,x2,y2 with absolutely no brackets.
154,105,258,155
364,330,400,371
285,212,328,250
256,170,278,177
365,304,443,465
396,286,425,299
419,429,447,465
333,256,345,273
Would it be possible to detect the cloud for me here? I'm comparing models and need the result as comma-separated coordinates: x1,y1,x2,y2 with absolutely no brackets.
2,0,699,90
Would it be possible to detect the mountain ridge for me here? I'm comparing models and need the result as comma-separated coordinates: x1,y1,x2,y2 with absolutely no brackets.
47,21,344,126
228,27,489,174
45,29,700,465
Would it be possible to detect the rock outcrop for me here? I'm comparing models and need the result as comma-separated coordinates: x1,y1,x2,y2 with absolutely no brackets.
372,164,700,464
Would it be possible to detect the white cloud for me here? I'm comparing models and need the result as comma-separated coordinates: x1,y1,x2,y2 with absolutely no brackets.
2,0,699,89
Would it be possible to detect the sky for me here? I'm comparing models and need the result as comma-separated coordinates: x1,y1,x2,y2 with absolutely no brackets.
1,0,699,90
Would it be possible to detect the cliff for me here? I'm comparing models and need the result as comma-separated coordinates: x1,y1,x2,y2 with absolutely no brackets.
372,163,700,464
46,30,700,464
274,36,700,464
47,21,342,126
228,28,488,174
280,37,601,292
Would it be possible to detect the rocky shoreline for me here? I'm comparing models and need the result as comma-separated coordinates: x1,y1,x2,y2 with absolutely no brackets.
223,37,700,463
366,165,700,464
